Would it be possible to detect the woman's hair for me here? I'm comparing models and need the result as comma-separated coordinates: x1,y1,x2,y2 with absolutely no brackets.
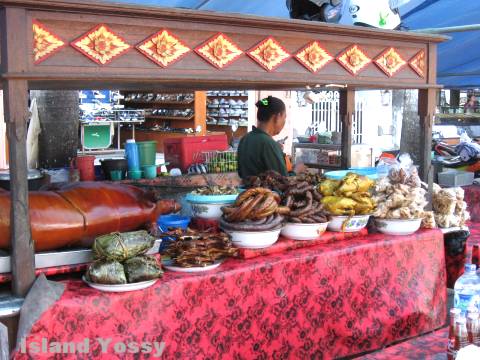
255,96,286,122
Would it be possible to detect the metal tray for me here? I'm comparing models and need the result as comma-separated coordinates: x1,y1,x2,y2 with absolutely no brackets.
0,239,161,274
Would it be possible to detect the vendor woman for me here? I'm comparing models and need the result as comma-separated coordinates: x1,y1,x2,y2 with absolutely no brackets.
238,96,296,178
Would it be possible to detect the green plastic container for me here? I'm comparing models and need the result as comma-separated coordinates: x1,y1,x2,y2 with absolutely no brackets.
109,170,123,181
142,165,157,179
127,170,142,180
137,141,157,167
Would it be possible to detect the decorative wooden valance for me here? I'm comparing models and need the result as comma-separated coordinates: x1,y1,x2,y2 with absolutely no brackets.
0,0,445,90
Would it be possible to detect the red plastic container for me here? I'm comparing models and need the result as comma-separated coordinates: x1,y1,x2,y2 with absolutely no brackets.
71,155,96,181
163,135,228,172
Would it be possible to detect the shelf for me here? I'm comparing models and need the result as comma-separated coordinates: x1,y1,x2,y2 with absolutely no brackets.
207,95,248,98
207,124,248,128
145,115,194,121
136,128,193,134
80,120,144,124
304,163,342,170
124,100,194,106
436,113,480,119
293,143,341,150
207,115,248,119
207,106,248,110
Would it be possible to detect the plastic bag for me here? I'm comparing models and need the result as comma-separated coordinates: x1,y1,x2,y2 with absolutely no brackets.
93,230,155,262
376,157,397,179
460,132,472,144
386,153,421,187
124,255,162,283
86,260,127,284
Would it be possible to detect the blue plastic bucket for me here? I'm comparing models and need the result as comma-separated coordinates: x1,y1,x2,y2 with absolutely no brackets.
157,215,191,253
157,214,191,232
325,168,378,180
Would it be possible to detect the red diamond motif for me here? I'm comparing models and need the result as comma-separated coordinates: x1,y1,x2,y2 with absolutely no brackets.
336,45,371,76
32,20,66,64
374,47,406,77
71,24,131,65
295,41,333,73
195,33,243,69
247,37,291,72
409,50,426,78
136,29,190,67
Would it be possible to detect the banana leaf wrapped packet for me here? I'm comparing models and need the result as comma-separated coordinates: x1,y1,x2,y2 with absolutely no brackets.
86,260,127,284
93,230,155,261
124,255,163,283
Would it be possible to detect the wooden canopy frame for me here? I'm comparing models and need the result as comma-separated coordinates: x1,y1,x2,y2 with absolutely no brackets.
0,0,446,296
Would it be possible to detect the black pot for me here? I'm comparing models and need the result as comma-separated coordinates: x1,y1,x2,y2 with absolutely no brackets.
100,158,128,180
0,169,45,191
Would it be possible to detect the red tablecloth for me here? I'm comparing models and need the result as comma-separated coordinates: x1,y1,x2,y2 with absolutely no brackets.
13,229,446,360
464,185,480,222
468,221,480,260
358,327,448,359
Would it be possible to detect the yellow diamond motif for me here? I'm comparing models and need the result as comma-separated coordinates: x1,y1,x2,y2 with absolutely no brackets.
195,33,243,69
409,50,426,78
248,37,291,71
374,47,406,77
336,45,371,76
295,41,333,73
71,24,131,65
33,20,65,64
137,29,190,67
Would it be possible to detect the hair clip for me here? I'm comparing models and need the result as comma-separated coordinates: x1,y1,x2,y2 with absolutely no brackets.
261,99,269,106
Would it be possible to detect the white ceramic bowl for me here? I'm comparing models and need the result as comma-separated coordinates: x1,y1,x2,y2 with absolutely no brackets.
375,218,422,236
327,214,370,232
225,227,282,249
281,222,329,241
82,276,157,293
190,202,232,220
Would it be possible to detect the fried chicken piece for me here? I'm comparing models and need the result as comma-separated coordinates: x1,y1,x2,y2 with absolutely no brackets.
321,196,357,216
319,180,340,196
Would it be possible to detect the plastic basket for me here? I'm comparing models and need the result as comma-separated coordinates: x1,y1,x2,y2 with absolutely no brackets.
196,150,238,173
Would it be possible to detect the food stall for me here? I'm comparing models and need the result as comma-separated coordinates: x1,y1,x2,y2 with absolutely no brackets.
0,0,448,358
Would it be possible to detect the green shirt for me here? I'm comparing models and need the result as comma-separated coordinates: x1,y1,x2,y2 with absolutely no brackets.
237,126,287,178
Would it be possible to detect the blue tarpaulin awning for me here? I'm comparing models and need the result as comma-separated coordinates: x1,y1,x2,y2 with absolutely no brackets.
96,0,290,17
403,0,480,88
97,0,478,88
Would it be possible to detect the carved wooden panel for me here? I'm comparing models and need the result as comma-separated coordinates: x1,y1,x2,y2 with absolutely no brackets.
0,1,444,89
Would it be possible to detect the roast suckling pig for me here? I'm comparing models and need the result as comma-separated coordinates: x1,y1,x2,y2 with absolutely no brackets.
0,182,180,251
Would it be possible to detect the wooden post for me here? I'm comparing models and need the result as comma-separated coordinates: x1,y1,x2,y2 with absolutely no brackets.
418,42,439,187
339,89,355,169
1,7,36,296
418,88,436,210
193,91,207,136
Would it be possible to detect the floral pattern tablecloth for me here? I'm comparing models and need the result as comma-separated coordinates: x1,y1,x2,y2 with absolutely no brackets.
13,229,446,359
464,185,480,222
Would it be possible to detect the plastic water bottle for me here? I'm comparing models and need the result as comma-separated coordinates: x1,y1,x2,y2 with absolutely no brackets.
125,139,140,171
454,264,480,314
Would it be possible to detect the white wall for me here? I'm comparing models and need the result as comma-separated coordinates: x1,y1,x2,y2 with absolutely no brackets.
356,90,395,150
